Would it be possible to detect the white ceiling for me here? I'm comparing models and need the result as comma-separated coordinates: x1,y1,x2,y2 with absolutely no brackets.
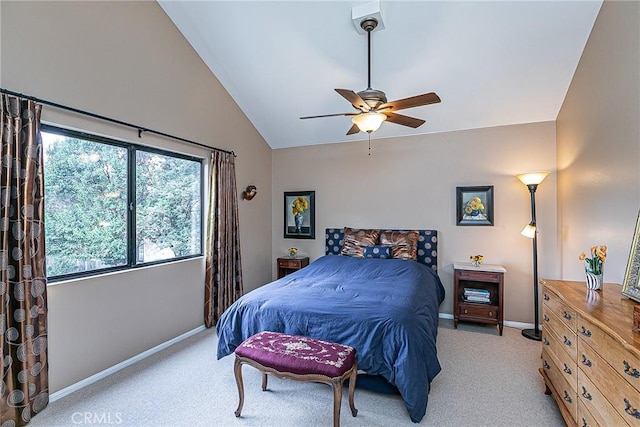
159,0,602,149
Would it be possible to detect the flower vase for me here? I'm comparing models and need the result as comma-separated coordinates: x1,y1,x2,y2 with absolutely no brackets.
585,270,603,291
294,212,304,233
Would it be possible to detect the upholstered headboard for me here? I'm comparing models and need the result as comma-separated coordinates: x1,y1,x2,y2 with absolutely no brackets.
325,228,438,271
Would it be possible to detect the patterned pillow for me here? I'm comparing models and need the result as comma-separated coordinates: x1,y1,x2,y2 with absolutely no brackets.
340,228,380,258
379,230,419,261
363,245,392,259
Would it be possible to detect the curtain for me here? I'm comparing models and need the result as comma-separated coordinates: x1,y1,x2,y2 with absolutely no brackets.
204,151,243,328
0,95,48,425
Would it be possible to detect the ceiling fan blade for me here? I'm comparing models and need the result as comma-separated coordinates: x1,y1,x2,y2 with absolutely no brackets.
383,112,426,128
377,92,441,112
300,112,358,119
346,124,360,135
335,89,369,112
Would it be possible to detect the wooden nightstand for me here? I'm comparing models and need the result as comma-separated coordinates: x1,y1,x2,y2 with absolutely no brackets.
453,262,506,335
277,256,310,279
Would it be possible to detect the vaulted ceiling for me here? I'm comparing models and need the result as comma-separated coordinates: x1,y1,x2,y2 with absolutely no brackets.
159,1,603,149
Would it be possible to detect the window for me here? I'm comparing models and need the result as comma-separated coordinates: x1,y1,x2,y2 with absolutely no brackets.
42,125,203,281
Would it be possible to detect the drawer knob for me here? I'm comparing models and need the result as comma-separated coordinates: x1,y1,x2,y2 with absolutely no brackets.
563,391,572,403
488,311,493,317
623,361,640,378
544,294,550,301
581,418,588,427
624,398,640,419
543,360,550,369
563,336,572,347
581,386,592,401
543,337,550,346
464,309,468,314
563,363,572,375
543,314,550,322
580,326,592,337
581,354,592,368
563,311,572,320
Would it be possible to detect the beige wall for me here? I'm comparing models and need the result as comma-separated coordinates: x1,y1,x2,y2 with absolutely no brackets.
1,1,272,392
272,122,560,324
557,0,640,284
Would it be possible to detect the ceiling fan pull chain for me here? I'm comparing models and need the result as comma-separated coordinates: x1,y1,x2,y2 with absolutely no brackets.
368,133,371,156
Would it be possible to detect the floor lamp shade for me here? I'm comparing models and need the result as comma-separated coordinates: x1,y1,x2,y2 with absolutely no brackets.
517,171,550,341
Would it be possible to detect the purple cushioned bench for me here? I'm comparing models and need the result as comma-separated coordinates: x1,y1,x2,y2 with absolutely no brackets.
233,331,358,427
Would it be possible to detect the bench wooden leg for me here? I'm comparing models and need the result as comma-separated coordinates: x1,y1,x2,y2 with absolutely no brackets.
331,378,343,427
233,356,244,417
261,372,268,391
347,364,358,417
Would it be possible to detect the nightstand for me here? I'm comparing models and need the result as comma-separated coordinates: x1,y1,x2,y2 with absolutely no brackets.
277,256,310,279
453,262,506,335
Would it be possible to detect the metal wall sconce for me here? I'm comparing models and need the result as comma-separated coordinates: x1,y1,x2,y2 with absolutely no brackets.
242,185,257,200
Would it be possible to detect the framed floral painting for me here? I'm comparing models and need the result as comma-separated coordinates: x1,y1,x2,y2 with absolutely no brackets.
456,186,494,226
622,210,640,303
284,191,315,239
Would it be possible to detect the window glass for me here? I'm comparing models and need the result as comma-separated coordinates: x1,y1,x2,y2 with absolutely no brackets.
42,131,128,276
135,150,201,262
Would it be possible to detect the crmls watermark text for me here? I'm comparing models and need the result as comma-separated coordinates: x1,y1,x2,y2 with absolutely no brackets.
71,412,123,425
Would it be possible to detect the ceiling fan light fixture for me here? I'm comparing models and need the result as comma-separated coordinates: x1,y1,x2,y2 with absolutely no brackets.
352,111,387,133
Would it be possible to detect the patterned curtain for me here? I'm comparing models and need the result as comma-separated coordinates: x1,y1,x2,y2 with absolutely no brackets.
204,151,243,328
0,95,48,425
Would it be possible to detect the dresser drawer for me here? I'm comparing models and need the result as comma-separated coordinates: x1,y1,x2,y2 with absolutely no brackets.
578,315,640,394
579,339,640,424
542,348,577,423
577,368,629,427
542,288,577,330
577,399,600,427
543,308,578,362
541,328,577,391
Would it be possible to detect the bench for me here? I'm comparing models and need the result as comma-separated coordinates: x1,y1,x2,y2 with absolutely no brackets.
233,331,358,427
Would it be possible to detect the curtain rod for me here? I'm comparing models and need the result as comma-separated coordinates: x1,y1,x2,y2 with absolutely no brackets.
0,87,236,157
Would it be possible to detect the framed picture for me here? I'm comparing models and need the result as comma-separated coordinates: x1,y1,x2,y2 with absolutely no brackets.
284,191,315,239
622,210,640,303
456,186,494,226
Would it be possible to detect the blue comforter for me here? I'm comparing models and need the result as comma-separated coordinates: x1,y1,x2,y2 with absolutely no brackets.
216,255,445,422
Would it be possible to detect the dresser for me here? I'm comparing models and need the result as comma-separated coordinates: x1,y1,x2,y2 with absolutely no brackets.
540,279,640,426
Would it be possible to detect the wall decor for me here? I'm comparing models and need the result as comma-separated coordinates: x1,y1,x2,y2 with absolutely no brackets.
284,191,315,239
622,210,640,303
456,186,494,226
242,185,257,200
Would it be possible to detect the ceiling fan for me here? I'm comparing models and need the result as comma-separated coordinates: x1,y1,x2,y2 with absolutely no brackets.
300,18,441,135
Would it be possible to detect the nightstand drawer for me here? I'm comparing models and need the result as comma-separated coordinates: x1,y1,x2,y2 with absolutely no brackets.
458,302,498,320
456,270,500,282
278,258,304,268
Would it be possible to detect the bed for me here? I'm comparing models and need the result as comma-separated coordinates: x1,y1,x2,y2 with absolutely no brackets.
216,228,445,423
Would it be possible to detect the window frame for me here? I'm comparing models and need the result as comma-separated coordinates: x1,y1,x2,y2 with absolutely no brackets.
41,124,205,283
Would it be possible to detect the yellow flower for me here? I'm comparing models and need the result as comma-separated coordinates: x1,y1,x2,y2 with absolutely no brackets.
579,245,607,275
291,196,309,215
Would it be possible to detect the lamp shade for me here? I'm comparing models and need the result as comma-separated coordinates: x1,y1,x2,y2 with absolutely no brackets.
521,223,536,238
352,112,387,133
516,171,551,186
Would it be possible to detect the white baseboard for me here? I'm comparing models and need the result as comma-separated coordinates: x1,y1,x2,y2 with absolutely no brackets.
50,325,207,402
438,312,538,330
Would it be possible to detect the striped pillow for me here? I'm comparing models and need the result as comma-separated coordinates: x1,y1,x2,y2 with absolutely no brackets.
340,228,380,258
379,230,419,261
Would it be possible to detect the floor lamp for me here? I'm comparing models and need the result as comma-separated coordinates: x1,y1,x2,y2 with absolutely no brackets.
516,171,550,341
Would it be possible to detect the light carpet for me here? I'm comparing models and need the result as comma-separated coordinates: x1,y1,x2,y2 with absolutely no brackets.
29,320,564,426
